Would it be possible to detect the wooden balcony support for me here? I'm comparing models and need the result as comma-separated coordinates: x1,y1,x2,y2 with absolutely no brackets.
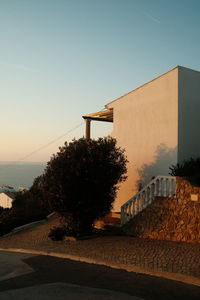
85,119,91,140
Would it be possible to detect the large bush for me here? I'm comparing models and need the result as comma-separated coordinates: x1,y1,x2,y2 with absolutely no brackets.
169,157,200,185
42,137,127,236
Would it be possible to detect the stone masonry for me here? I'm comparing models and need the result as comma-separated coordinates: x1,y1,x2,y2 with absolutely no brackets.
123,177,200,243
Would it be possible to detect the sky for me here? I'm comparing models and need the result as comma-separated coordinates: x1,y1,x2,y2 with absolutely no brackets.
0,0,200,162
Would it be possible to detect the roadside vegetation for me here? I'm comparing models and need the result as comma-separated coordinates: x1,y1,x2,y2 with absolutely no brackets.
0,137,127,238
0,176,51,236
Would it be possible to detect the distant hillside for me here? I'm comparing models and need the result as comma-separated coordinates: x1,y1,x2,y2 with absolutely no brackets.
0,162,46,188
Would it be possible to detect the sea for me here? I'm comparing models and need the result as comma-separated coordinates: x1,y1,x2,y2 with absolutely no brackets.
0,162,46,189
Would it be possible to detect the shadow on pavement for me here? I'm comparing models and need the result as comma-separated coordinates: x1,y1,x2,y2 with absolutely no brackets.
0,255,200,300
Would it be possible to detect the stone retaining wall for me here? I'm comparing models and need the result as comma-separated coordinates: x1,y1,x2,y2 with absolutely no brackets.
123,177,200,243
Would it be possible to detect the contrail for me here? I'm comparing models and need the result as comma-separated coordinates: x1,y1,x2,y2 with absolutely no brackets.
0,61,38,72
144,12,161,24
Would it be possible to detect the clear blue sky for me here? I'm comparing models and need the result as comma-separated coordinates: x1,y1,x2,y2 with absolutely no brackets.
1,0,200,162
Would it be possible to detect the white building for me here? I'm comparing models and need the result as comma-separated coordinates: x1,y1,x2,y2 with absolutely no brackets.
0,192,15,209
83,66,200,211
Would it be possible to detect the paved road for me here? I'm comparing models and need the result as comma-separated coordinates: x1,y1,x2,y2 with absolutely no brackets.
0,251,200,300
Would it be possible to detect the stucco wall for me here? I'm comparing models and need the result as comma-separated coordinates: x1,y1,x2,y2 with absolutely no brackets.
123,177,200,243
107,68,178,211
0,193,13,208
178,67,200,162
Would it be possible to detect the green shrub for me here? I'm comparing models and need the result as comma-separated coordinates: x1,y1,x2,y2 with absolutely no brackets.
169,157,200,185
48,226,67,241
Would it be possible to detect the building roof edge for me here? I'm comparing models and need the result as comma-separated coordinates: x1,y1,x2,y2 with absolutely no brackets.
105,66,193,107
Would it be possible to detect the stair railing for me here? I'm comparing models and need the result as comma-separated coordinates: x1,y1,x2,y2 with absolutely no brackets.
121,176,176,225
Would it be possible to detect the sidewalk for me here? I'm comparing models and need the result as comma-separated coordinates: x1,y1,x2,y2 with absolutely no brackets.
0,216,200,286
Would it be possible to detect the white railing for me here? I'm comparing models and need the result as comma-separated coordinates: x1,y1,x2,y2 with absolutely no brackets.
121,176,176,225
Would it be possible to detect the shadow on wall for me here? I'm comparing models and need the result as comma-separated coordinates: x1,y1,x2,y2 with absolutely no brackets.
137,143,177,190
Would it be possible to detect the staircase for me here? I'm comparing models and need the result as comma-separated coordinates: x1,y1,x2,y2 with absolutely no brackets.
121,176,176,225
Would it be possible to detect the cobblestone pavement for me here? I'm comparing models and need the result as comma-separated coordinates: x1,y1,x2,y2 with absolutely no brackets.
0,216,200,282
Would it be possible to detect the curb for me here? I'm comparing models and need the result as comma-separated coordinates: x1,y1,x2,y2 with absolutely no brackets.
2,212,56,238
2,220,46,237
0,247,200,287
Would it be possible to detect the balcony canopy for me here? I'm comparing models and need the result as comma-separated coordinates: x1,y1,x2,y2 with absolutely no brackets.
82,109,113,123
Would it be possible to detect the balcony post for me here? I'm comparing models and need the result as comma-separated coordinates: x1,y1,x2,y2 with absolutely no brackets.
85,119,91,140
